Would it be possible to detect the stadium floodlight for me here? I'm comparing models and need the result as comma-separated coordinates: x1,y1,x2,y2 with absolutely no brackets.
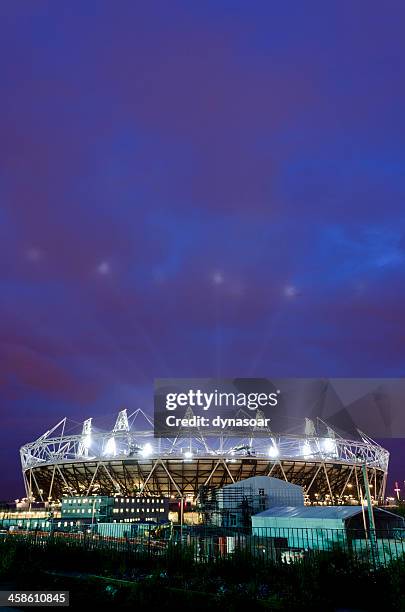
141,443,153,458
77,418,93,457
268,444,279,458
322,437,336,454
184,450,193,459
104,436,116,457
302,440,311,458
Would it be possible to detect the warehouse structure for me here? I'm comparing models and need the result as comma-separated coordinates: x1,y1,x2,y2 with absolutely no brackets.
252,505,405,559
199,476,304,527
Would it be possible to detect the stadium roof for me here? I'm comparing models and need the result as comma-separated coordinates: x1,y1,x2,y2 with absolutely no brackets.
222,476,303,490
254,506,401,520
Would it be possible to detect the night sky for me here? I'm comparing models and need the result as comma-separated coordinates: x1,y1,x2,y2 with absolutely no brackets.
1,1,405,500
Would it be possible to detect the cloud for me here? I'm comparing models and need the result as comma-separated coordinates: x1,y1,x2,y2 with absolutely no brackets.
1,1,405,496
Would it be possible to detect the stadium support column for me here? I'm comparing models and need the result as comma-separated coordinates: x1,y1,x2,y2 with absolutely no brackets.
381,470,388,503
48,465,56,501
180,496,184,541
362,462,377,563
22,470,29,500
28,469,33,511
354,465,368,534
362,463,375,529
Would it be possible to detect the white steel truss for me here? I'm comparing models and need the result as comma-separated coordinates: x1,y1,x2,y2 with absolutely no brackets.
20,411,389,503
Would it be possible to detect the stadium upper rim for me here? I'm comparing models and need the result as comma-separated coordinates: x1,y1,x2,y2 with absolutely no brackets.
20,408,389,473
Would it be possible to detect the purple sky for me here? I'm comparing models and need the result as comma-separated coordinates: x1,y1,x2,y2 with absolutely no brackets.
1,1,405,499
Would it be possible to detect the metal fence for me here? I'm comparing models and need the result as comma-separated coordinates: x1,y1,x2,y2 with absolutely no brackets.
2,524,405,568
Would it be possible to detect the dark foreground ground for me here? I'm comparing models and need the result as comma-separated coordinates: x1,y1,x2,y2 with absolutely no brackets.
1,538,405,611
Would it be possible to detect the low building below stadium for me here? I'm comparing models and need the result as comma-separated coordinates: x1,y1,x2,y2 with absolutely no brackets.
60,494,169,525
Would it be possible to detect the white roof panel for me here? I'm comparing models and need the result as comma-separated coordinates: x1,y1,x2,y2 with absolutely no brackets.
253,506,400,520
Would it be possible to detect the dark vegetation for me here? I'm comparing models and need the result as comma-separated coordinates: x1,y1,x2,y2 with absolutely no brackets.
0,538,404,611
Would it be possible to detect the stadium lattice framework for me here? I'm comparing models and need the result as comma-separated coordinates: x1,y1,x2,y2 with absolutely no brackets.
20,410,389,504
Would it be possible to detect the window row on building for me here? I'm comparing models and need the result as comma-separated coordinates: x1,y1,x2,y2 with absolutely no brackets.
63,498,102,505
114,497,165,504
112,517,156,523
112,508,165,514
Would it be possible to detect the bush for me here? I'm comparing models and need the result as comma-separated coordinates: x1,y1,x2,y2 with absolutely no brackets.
1,536,405,610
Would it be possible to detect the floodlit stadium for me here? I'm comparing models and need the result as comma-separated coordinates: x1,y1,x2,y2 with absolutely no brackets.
20,409,389,504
